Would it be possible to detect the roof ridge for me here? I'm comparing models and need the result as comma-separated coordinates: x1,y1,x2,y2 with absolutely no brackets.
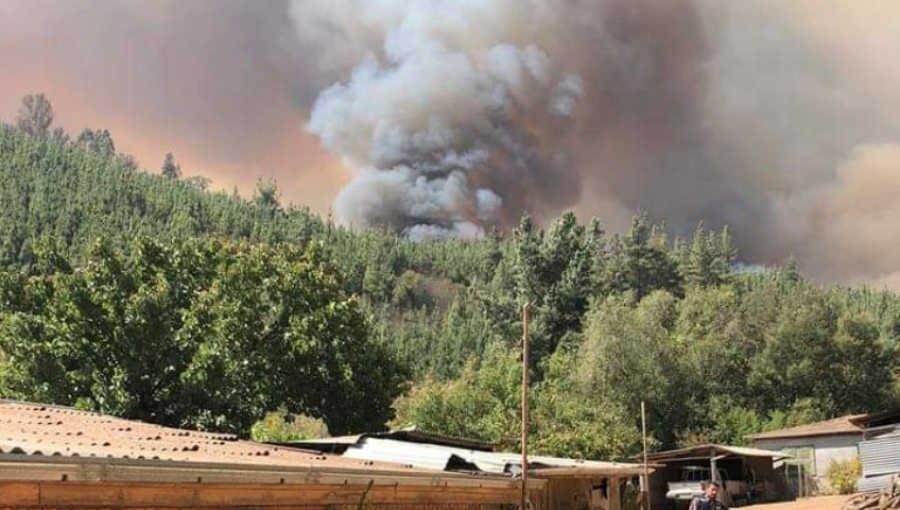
746,413,866,440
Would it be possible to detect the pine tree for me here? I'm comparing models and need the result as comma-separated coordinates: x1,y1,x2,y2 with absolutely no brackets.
254,178,280,209
781,256,801,284
513,214,542,304
161,153,182,179
77,128,116,157
16,93,54,137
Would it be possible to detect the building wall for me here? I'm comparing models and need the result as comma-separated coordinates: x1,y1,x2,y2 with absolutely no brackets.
2,479,604,510
753,434,862,489
544,477,626,510
0,480,525,510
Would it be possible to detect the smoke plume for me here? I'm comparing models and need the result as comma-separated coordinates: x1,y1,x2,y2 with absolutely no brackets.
3,1,900,285
297,1,591,238
292,0,900,286
294,0,705,238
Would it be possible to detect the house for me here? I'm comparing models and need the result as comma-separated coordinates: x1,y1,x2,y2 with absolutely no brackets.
747,412,900,495
289,429,652,510
747,415,866,494
643,444,788,509
0,400,528,510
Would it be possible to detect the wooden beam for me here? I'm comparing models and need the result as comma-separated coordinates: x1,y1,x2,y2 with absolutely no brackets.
0,481,527,509
0,459,520,489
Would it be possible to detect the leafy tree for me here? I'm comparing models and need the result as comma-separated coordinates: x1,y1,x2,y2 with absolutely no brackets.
748,290,841,414
533,351,642,459
0,238,405,435
391,349,522,448
762,399,827,432
392,347,642,459
707,403,763,446
831,311,896,412
16,93,54,137
674,286,753,433
576,291,680,444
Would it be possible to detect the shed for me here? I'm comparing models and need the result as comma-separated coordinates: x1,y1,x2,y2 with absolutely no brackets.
851,411,900,493
643,444,788,509
0,401,531,510
290,430,651,510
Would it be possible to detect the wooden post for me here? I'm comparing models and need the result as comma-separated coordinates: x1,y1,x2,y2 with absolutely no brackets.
521,303,531,510
609,478,622,510
641,401,650,510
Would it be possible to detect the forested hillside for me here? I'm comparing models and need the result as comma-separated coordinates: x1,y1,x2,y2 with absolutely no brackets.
2,99,899,459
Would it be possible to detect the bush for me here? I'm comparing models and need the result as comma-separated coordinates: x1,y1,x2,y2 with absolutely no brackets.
826,457,861,495
251,408,330,443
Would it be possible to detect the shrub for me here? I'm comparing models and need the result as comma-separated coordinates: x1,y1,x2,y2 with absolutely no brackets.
250,407,329,443
826,457,862,495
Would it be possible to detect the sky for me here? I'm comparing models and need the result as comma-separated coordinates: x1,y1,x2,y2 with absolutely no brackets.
3,0,900,286
0,0,346,212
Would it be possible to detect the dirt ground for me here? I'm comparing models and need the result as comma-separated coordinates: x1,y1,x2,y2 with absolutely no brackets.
740,495,849,510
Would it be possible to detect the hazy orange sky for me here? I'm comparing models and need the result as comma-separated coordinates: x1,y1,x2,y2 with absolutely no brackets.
0,0,347,212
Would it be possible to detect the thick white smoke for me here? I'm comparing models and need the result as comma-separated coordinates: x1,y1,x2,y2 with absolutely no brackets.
299,0,587,238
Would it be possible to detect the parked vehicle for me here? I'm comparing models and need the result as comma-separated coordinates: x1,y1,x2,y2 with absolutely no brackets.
666,466,729,507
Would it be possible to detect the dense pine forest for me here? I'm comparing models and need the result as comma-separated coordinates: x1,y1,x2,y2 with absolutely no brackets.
2,95,899,459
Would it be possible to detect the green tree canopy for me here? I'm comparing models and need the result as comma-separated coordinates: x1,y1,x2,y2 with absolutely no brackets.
0,238,405,435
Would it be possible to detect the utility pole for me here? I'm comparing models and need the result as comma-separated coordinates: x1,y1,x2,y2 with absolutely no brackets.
520,303,531,510
641,401,650,510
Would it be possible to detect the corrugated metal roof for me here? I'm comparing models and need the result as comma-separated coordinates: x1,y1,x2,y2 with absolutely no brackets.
0,400,498,481
295,429,494,452
338,437,649,478
645,444,790,462
746,415,865,440
860,435,900,478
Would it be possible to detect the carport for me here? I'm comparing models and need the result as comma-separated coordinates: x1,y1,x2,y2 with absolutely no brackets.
644,444,789,509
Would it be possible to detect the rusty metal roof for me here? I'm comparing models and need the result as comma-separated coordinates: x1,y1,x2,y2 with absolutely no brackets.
746,415,866,441
0,400,512,484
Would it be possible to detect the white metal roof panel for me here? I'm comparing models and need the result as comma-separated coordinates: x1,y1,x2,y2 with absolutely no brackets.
342,438,648,477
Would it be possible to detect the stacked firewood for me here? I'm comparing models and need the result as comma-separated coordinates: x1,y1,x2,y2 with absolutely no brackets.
844,481,900,510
